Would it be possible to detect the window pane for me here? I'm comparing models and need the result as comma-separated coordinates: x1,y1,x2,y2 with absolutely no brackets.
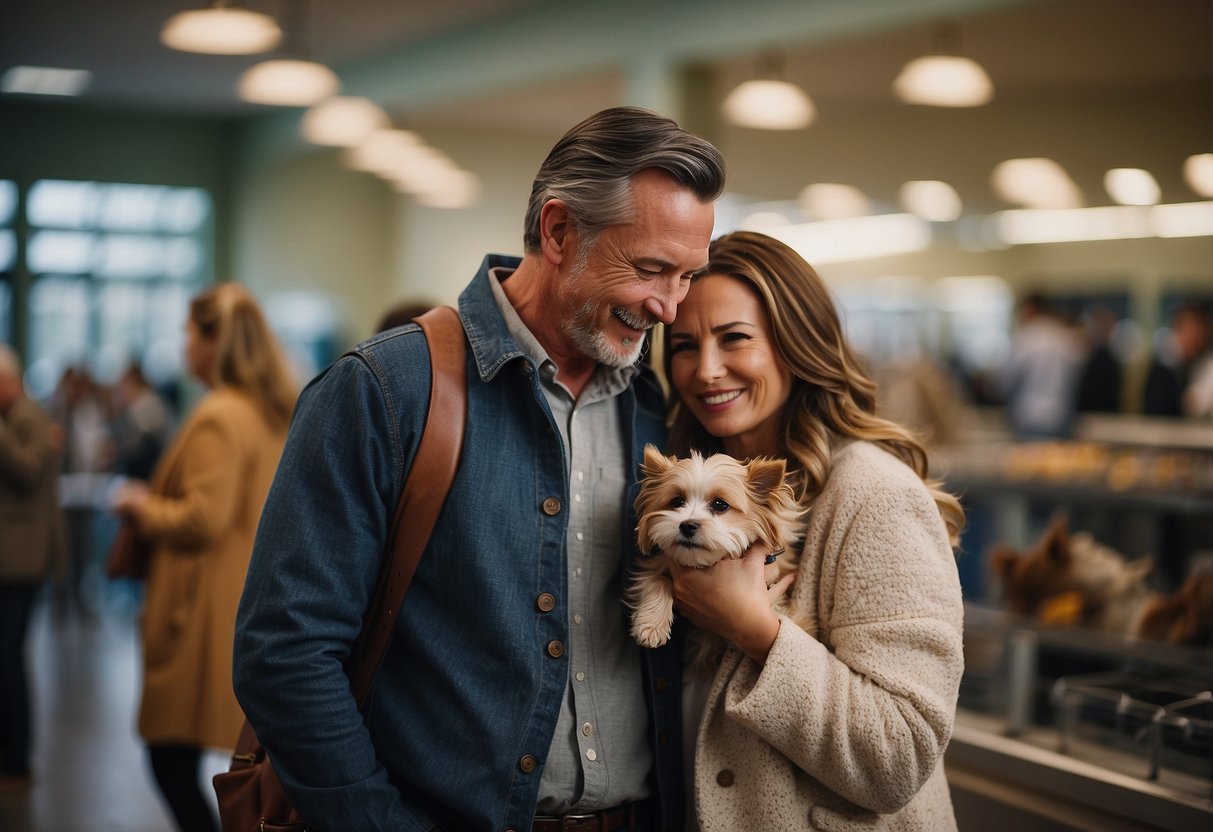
164,237,201,280
96,282,150,383
0,180,16,225
160,188,210,233
144,284,189,385
28,229,94,274
26,277,91,400
98,183,165,231
28,179,99,229
0,229,14,272
96,233,164,280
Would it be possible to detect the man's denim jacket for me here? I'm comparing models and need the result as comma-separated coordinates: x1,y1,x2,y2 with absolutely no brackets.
234,255,684,831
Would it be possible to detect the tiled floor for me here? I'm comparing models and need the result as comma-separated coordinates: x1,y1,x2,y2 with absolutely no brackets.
0,591,228,832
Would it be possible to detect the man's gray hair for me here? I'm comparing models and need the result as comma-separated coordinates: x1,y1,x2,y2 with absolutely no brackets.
522,107,726,253
0,343,21,379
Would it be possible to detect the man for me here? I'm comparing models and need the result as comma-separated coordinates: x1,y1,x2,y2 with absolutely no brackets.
0,344,63,791
1142,301,1210,417
233,107,724,830
998,291,1084,439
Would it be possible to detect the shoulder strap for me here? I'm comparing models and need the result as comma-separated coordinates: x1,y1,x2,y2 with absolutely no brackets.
348,305,467,704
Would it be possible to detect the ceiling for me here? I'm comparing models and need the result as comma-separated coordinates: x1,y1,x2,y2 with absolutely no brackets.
1,0,1209,125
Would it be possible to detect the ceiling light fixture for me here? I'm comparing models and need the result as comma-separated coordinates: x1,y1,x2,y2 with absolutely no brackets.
722,51,815,130
797,183,870,221
1104,168,1161,206
894,22,993,107
1183,153,1213,197
237,0,338,106
300,96,390,146
991,157,1083,209
161,2,282,55
899,180,963,221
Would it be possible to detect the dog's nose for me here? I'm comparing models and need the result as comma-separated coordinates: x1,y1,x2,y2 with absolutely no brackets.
679,521,699,537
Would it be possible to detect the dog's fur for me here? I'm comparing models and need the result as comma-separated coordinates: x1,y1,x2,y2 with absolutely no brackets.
627,445,805,661
990,515,1213,645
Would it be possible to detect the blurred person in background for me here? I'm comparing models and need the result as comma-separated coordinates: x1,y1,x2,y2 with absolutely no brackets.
373,298,435,335
0,343,64,792
1073,305,1123,415
1142,301,1210,417
998,291,1084,439
111,360,174,481
111,284,296,832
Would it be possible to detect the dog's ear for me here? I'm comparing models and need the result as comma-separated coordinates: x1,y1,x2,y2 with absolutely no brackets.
745,456,787,495
640,443,673,478
989,545,1020,586
1042,515,1071,565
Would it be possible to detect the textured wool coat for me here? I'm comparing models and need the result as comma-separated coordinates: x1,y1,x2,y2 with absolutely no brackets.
690,440,964,831
0,395,63,584
135,387,286,750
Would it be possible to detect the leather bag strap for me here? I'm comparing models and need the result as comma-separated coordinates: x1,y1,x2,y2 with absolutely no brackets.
347,305,467,704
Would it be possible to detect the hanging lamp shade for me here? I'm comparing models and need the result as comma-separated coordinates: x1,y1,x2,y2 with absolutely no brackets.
894,22,993,107
301,96,390,146
161,5,282,55
238,59,339,106
722,51,815,130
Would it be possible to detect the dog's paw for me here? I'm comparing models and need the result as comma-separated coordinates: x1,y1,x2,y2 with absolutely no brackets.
631,621,671,649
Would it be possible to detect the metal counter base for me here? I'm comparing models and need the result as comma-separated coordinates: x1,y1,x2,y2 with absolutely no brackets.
946,711,1213,832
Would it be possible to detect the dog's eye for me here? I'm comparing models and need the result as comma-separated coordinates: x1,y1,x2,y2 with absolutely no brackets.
669,496,686,508
709,498,730,513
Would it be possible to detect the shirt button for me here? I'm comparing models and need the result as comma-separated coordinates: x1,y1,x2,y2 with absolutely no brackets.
716,769,734,787
575,671,586,682
575,532,584,542
659,731,669,746
582,722,593,736
586,748,597,762
574,493,582,502
546,640,564,658
519,754,538,773
573,614,582,625
542,497,561,516
536,593,556,612
655,676,670,693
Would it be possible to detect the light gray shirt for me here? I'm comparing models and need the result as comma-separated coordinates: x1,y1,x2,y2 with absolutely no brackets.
489,268,652,813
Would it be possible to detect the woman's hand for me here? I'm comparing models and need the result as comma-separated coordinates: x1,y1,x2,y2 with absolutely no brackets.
670,543,795,664
112,479,150,517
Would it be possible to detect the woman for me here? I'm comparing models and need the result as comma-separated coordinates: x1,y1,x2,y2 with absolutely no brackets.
663,231,965,831
113,283,296,832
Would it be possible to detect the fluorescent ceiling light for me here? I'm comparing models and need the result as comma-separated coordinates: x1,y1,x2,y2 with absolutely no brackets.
238,59,339,106
2,65,91,96
161,6,282,55
722,80,815,130
991,157,1083,209
1104,168,1160,205
798,183,870,221
894,55,993,107
301,97,389,147
899,180,962,221
986,201,1213,245
413,170,482,210
1183,153,1213,198
768,213,932,265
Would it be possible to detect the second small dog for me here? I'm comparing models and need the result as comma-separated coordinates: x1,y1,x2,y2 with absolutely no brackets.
628,444,803,653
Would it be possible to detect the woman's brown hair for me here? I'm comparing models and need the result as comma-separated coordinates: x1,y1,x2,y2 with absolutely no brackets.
189,283,297,430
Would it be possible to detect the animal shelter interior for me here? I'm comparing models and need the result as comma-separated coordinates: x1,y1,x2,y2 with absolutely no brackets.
1,0,1211,830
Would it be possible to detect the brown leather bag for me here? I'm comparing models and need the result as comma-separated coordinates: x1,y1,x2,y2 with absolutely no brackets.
104,517,152,580
213,306,467,831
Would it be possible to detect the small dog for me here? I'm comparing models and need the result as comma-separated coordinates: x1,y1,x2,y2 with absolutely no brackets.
627,445,804,656
990,515,1213,645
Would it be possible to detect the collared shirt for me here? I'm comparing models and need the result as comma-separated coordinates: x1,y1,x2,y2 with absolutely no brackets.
489,267,653,812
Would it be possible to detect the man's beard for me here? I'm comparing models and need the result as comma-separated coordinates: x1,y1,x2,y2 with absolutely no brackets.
563,251,651,368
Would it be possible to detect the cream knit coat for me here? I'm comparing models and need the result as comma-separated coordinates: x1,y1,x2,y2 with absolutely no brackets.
690,440,964,831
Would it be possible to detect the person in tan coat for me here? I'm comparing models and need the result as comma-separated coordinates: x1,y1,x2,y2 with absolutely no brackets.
0,343,63,792
113,284,296,832
661,232,965,831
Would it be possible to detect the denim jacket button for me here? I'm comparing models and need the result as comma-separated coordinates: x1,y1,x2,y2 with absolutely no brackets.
542,497,561,516
536,593,556,612
518,754,538,773
546,639,564,658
